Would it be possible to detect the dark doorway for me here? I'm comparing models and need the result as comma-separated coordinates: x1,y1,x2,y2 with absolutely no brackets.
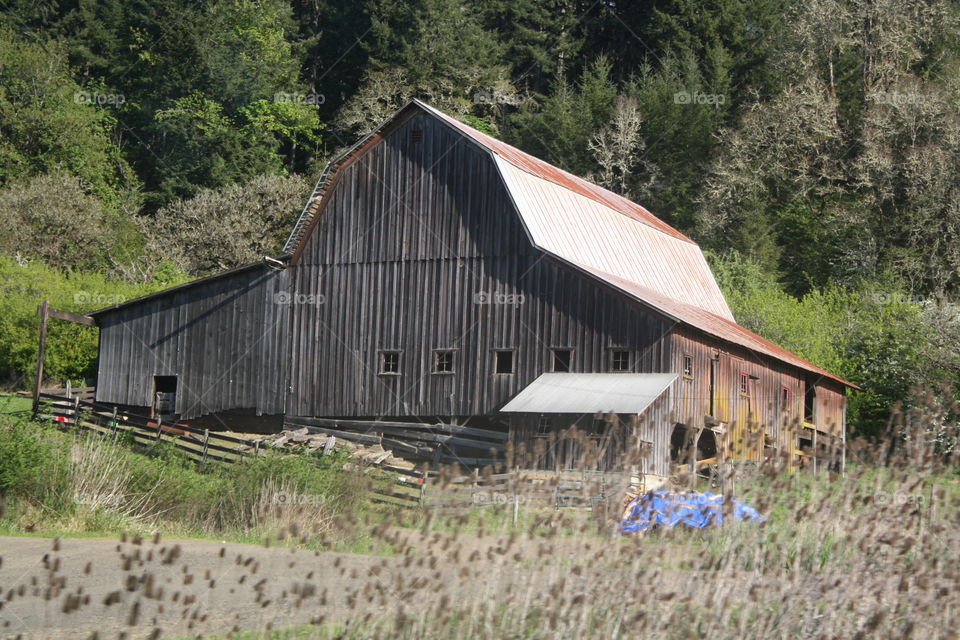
803,376,817,424
697,429,718,460
153,375,178,417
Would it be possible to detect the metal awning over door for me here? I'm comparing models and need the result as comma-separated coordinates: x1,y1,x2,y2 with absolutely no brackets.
500,373,676,414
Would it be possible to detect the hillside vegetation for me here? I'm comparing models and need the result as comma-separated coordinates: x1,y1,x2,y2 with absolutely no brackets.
2,1,960,435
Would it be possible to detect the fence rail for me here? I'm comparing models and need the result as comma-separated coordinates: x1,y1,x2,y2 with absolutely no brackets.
34,393,628,513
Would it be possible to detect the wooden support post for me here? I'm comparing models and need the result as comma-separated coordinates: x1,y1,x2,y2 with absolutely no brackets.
111,406,119,440
32,301,49,415
73,396,80,427
202,429,210,462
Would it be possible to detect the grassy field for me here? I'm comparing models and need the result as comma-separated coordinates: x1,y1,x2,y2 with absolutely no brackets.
2,400,959,638
0,392,33,415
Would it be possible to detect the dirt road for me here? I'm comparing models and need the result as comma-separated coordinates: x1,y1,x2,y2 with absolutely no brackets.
0,533,566,639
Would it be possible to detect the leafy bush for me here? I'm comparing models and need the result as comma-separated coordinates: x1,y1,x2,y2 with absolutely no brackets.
142,173,310,276
0,418,63,498
0,256,188,385
0,171,145,273
708,250,960,436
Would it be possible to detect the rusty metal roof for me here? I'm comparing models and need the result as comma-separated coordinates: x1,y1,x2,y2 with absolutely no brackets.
493,155,733,319
416,101,691,243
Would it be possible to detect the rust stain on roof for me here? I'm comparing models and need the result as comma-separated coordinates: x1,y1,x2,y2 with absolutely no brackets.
416,100,692,243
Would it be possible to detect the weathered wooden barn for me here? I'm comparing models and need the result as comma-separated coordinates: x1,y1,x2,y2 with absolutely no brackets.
88,100,856,478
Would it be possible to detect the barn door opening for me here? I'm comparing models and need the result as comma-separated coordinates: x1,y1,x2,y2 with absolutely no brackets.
153,375,178,418
709,355,718,418
803,376,817,425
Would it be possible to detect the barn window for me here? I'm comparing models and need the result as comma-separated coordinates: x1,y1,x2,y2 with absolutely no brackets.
536,414,552,435
611,350,631,372
739,371,750,396
494,350,515,374
410,128,424,143
433,350,455,374
552,349,572,372
781,386,791,411
682,354,694,379
379,351,401,375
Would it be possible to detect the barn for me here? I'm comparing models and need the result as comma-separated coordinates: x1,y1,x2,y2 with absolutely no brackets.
87,100,856,479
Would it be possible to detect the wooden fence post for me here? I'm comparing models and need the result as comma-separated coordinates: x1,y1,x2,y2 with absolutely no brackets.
418,469,426,507
202,429,210,462
32,301,49,415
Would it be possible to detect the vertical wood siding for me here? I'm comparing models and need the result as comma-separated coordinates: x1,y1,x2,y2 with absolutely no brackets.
95,266,289,419
669,327,847,461
287,113,673,419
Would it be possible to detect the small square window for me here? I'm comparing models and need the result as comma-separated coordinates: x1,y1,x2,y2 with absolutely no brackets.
379,351,401,375
536,414,552,435
433,350,455,374
611,350,631,372
552,349,572,372
494,350,514,374
739,372,750,395
682,354,694,378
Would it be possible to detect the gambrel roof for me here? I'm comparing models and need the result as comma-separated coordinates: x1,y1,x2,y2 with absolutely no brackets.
286,100,855,388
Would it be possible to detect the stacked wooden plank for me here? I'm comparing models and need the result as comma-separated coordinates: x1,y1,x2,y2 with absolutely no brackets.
282,416,508,467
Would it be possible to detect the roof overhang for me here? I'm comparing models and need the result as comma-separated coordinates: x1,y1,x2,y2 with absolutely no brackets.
500,373,677,415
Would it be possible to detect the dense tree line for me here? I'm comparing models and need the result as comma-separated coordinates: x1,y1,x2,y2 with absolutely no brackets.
1,0,958,435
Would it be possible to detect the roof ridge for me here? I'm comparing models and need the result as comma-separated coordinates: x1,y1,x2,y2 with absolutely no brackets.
411,100,695,245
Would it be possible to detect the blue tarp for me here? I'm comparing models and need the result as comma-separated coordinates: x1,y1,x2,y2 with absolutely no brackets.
620,490,765,534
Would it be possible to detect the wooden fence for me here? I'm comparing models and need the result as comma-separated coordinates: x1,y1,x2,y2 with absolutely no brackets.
36,392,254,465
33,393,628,514
38,384,96,402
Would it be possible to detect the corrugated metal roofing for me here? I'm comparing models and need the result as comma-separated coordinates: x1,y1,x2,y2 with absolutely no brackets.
494,156,733,319
415,101,692,243
500,373,677,414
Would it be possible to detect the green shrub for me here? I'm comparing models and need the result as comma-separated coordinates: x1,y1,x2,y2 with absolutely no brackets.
0,256,188,385
0,418,63,498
